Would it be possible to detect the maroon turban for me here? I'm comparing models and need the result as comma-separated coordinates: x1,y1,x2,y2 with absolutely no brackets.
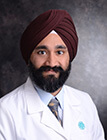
20,9,78,64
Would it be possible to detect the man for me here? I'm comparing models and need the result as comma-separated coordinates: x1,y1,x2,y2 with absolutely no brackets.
0,9,105,140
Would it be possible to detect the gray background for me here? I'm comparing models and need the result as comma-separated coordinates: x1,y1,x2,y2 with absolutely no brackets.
0,0,107,138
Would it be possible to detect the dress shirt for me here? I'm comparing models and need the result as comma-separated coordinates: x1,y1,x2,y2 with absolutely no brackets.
34,84,64,121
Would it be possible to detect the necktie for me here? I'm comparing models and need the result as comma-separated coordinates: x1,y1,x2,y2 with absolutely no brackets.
48,98,62,126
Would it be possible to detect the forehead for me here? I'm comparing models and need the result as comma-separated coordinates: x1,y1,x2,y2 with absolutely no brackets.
36,33,67,49
35,45,67,51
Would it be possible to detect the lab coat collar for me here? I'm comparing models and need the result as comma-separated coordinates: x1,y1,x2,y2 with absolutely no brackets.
41,106,67,139
63,85,81,121
24,77,46,114
63,85,81,106
24,77,81,114
63,85,82,137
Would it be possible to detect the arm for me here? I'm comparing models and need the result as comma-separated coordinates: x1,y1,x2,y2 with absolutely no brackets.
88,96,105,140
0,101,16,140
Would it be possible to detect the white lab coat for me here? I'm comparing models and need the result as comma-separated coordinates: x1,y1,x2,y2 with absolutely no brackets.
0,77,105,140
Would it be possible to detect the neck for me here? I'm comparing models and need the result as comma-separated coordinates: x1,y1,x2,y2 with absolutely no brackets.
51,87,62,96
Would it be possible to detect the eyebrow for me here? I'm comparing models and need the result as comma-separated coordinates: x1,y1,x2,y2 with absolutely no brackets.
36,45,67,50
36,46,47,50
56,45,67,49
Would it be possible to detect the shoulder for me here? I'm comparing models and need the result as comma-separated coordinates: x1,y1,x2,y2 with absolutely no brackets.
0,83,25,109
64,85,91,98
63,85,95,107
0,77,33,105
63,85,99,121
0,77,37,112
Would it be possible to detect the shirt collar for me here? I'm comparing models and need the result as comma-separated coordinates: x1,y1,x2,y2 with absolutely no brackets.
34,84,64,110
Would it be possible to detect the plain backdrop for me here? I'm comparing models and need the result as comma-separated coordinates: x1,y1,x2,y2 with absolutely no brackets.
0,0,107,138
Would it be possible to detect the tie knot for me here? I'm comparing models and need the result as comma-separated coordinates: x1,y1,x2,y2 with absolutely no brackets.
48,98,59,111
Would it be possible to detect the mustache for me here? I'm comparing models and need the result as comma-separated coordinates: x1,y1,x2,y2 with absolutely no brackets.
37,66,64,73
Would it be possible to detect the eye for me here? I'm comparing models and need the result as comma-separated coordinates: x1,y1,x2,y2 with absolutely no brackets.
57,50,64,55
37,50,46,55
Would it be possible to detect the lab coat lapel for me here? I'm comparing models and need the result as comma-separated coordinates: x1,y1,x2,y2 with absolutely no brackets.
24,78,45,114
41,107,67,139
63,86,81,137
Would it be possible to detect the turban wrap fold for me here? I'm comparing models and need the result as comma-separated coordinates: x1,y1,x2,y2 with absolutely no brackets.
20,9,78,64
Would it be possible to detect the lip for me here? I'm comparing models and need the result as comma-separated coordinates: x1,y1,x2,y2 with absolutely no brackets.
44,70,57,74
42,70,60,77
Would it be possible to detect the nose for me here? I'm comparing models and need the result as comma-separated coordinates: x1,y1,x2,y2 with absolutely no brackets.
45,53,58,67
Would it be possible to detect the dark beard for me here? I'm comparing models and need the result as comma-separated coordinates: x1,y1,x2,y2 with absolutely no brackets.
28,61,71,93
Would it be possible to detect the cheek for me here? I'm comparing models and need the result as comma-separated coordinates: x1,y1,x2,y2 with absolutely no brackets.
63,60,69,70
62,54,70,70
30,55,43,68
30,54,39,67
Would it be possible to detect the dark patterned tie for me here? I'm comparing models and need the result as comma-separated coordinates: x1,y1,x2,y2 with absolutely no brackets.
48,98,62,126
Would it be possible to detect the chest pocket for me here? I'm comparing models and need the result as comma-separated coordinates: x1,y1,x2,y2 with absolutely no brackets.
69,121,93,140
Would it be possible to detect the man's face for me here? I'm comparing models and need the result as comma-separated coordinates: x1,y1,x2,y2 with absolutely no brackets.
29,33,71,94
30,33,70,75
